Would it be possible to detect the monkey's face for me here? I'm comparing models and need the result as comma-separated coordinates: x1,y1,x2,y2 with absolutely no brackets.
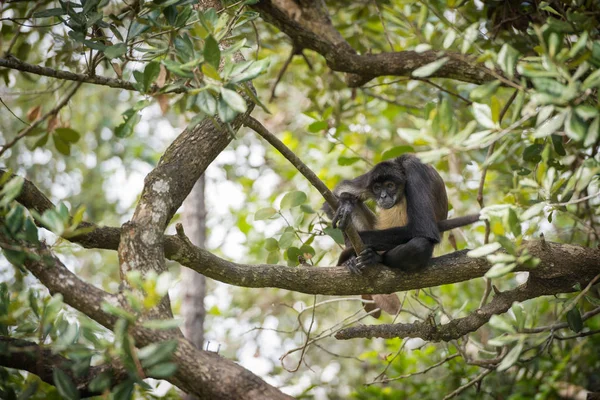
372,180,401,209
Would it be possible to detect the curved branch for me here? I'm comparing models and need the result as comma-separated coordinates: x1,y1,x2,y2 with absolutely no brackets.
0,336,128,398
251,1,495,87
243,116,365,253
7,169,600,297
0,227,291,400
334,277,566,340
0,56,186,93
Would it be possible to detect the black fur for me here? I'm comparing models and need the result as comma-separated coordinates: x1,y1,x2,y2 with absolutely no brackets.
330,154,477,273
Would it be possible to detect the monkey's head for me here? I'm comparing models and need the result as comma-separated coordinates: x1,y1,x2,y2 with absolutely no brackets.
369,161,406,209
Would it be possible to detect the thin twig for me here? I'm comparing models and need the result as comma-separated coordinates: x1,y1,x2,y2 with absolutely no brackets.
476,89,518,308
243,116,365,254
442,368,493,400
284,295,317,372
0,82,82,157
373,353,460,384
520,305,600,334
418,79,472,104
360,89,421,111
371,0,394,51
552,191,600,207
0,97,29,126
270,47,297,102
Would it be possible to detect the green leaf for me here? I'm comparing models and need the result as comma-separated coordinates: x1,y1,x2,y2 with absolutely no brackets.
381,145,414,161
53,135,71,156
53,369,79,400
197,90,217,115
139,340,178,368
204,35,221,69
278,231,295,249
566,307,583,333
467,242,501,258
112,380,134,400
485,262,517,278
469,81,501,102
412,57,449,78
489,314,516,333
220,87,247,113
142,318,182,330
264,238,279,251
582,69,600,91
506,208,521,237
585,117,599,147
89,371,112,393
308,120,328,132
115,109,141,138
266,251,280,264
0,176,24,207
523,144,543,163
255,207,277,221
323,227,345,245
146,362,178,378
520,202,545,221
101,302,136,322
534,111,565,138
569,31,588,58
551,134,566,156
229,58,270,84
497,340,524,371
472,103,496,129
217,96,237,123
55,128,81,143
280,191,307,208
337,156,361,166
33,8,67,18
143,62,160,92
565,110,586,141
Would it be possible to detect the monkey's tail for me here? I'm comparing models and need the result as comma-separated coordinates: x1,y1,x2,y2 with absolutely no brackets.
438,213,480,232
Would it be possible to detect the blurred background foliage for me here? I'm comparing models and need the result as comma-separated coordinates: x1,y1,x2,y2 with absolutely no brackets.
1,0,600,398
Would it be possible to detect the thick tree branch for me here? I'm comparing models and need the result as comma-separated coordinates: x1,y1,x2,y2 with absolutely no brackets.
7,169,600,298
334,277,568,340
251,1,495,87
0,336,128,398
0,230,291,400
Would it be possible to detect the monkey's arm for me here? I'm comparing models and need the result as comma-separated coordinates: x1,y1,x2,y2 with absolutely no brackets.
358,213,480,251
331,173,376,231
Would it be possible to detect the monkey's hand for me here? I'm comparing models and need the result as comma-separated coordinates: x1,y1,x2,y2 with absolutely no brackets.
343,256,363,275
331,194,357,230
356,247,383,270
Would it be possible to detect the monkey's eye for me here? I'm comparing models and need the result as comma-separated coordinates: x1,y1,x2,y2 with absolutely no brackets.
373,183,382,193
386,182,395,190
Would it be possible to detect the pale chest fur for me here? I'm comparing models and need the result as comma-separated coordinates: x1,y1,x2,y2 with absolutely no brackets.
375,198,408,229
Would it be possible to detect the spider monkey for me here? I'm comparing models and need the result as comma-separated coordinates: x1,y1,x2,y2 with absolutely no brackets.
329,154,479,274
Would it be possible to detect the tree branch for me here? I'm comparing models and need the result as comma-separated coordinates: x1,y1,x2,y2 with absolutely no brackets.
251,1,496,87
0,56,186,93
8,168,600,298
0,228,291,400
243,116,365,253
334,277,569,340
0,336,128,398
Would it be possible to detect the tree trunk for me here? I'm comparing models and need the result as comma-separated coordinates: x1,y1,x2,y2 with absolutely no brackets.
181,176,207,400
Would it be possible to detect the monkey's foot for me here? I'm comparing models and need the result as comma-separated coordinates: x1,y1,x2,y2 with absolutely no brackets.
356,247,382,269
343,256,363,275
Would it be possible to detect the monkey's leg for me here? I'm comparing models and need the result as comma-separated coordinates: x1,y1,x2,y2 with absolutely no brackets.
383,237,434,271
356,237,434,271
